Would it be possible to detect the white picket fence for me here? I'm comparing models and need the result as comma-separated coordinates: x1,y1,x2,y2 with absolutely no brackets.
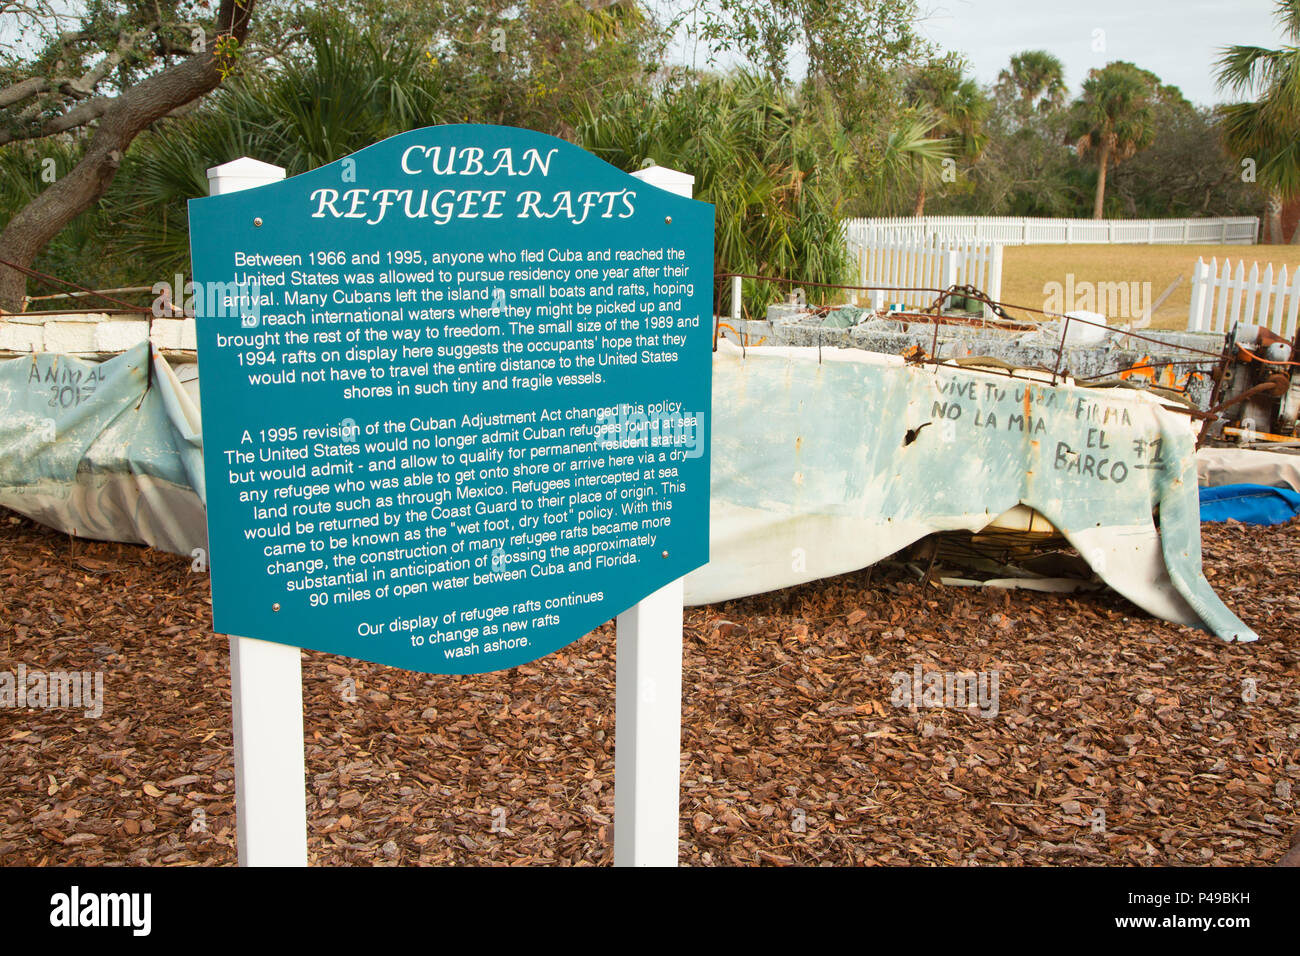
1187,257,1300,337
845,232,1003,312
846,215,1259,246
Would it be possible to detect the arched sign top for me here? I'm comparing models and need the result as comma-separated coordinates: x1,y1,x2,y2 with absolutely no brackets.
189,124,714,674
203,123,704,224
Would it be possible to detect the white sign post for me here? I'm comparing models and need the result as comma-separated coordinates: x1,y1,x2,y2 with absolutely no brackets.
613,165,695,867
208,157,309,867
205,157,699,869
613,578,685,867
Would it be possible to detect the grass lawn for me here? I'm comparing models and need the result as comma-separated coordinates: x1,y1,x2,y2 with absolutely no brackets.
997,243,1300,330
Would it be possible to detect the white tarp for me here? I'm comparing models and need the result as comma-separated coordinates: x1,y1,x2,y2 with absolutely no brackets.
685,341,1254,643
0,340,1255,641
1196,445,1300,493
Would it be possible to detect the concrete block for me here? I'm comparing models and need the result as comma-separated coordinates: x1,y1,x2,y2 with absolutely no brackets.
41,321,96,353
93,319,149,352
150,319,186,350
0,321,43,352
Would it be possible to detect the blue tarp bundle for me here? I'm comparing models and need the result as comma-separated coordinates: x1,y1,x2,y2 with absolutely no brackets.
1199,483,1300,526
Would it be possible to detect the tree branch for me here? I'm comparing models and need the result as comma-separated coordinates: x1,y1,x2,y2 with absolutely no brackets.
0,77,50,109
0,96,112,146
0,0,259,310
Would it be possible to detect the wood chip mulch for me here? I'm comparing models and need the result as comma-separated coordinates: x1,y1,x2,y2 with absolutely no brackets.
0,506,1295,866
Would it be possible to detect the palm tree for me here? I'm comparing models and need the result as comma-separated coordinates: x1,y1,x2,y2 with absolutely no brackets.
1069,63,1155,219
1216,0,1300,243
905,58,990,216
873,108,955,217
998,50,1067,114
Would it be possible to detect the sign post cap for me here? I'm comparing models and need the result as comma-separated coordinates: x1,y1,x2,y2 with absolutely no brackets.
630,164,695,198
206,157,287,195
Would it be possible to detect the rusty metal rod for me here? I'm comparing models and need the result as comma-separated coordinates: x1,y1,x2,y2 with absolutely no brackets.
713,272,1226,359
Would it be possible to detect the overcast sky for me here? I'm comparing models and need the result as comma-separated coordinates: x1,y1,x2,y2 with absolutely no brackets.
666,0,1288,108
915,0,1286,106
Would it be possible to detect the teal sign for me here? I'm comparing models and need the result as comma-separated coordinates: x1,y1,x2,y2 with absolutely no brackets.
189,126,714,673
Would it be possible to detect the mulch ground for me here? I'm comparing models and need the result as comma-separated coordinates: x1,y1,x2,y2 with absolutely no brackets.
0,506,1296,866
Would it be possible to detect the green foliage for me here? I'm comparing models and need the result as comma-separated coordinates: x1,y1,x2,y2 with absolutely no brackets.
696,0,926,112
857,107,954,216
996,50,1067,116
1069,62,1157,166
1216,0,1300,202
0,3,1283,309
579,72,853,316
1068,62,1157,217
899,55,989,214
0,138,138,301
99,11,454,276
0,1,233,145
93,3,661,280
937,52,1252,221
1110,104,1258,218
947,102,1081,217
336,0,663,136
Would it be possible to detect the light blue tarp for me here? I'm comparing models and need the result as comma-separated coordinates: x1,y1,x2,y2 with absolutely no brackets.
0,342,206,555
0,339,1257,642
687,342,1255,642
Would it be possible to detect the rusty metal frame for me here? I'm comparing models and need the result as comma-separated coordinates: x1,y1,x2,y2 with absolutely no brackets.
714,272,1233,428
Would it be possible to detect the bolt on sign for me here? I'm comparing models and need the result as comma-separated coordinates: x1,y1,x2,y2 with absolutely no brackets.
188,126,714,674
